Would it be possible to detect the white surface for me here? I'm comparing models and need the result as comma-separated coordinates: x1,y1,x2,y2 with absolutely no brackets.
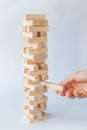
0,0,87,130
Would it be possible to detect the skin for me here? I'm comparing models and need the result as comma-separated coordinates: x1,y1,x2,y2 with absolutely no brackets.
56,70,87,99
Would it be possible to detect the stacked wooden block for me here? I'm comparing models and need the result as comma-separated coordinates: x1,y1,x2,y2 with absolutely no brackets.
21,14,49,123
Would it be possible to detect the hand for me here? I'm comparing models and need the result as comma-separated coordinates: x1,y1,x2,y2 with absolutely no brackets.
56,70,87,98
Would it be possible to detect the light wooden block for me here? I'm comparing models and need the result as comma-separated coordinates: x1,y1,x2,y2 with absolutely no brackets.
24,96,48,105
24,77,40,85
29,112,42,120
24,102,38,109
38,63,48,69
24,74,39,82
39,103,47,110
24,14,46,21
25,47,48,55
22,32,37,38
23,87,28,92
24,110,43,120
23,57,46,64
24,77,48,84
22,19,48,26
27,95,43,101
24,112,48,123
22,32,47,38
23,53,47,61
34,31,47,37
40,32,47,37
22,37,48,43
40,74,48,81
24,87,47,96
24,84,44,91
24,105,47,114
28,43,47,49
23,64,39,71
22,25,49,32
28,104,38,110
23,47,48,55
24,105,28,110
25,69,48,76
44,82,65,91
30,113,42,119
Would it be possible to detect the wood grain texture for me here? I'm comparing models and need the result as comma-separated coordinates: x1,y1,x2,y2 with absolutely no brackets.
24,14,46,20
22,19,48,26
24,112,48,123
44,82,65,91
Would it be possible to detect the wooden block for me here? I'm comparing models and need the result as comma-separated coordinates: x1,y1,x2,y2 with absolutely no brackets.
28,43,47,49
23,47,48,55
24,96,48,105
23,53,47,61
24,104,38,111
27,112,42,120
23,87,28,92
40,32,47,37
24,14,46,21
44,82,65,91
24,104,38,110
23,64,39,71
40,74,48,81
24,74,39,82
29,112,42,120
24,105,47,114
24,105,28,110
39,103,47,110
22,19,48,26
24,77,48,84
22,32,37,38
22,25,49,32
24,112,48,123
22,37,48,43
24,77,40,85
38,63,48,69
22,32,47,38
24,85,46,92
28,104,38,110
24,84,44,91
24,87,47,96
25,111,42,119
23,57,46,64
36,31,47,37
27,95,44,101
25,69,48,76
27,47,48,54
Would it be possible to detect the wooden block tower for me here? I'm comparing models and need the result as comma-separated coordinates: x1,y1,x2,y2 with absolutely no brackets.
21,14,49,123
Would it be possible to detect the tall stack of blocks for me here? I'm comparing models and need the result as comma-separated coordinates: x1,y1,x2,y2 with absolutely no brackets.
21,14,49,123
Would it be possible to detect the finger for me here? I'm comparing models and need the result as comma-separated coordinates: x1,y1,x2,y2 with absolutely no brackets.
66,91,75,98
65,91,74,98
65,87,75,98
58,91,65,96
56,90,65,96
78,90,87,98
73,91,85,99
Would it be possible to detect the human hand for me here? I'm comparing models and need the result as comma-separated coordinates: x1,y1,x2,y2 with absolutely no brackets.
56,70,87,98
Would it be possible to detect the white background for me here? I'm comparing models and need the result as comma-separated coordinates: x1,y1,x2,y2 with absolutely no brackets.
0,0,87,130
